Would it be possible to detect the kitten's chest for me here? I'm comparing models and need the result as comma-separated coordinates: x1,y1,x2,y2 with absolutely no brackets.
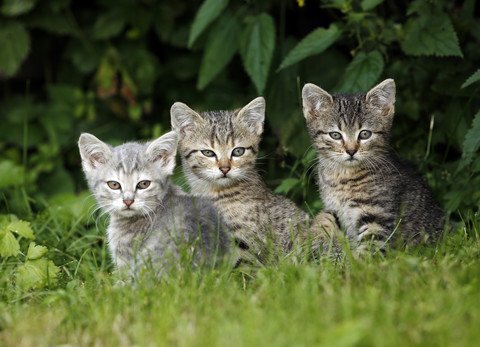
318,167,377,230
213,190,263,229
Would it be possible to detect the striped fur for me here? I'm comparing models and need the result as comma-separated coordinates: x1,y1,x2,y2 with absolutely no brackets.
78,131,233,279
171,98,339,263
302,79,445,251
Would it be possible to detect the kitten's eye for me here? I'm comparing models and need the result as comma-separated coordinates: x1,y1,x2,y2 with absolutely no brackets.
232,147,245,157
359,130,372,140
201,150,216,157
329,132,342,140
136,180,151,190
107,181,121,190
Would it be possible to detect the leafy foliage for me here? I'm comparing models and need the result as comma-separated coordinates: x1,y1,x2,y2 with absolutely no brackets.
188,0,229,48
0,215,60,290
278,23,341,71
402,9,463,57
239,13,275,94
0,21,30,76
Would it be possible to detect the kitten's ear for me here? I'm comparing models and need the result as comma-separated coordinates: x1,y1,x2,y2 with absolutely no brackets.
78,133,112,170
235,97,265,135
145,131,178,174
302,83,334,119
170,102,205,138
366,79,396,116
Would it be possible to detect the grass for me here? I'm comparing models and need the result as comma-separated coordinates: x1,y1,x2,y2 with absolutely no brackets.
1,202,480,346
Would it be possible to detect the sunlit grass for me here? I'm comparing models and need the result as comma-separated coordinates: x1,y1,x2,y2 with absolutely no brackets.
1,207,480,346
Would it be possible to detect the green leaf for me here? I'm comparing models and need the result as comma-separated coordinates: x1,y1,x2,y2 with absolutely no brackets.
188,0,229,48
278,23,341,71
402,13,463,57
197,14,240,90
7,220,34,239
0,231,20,258
26,12,72,35
274,178,300,194
0,21,30,77
92,9,126,40
48,192,97,227
461,111,480,165
462,69,480,88
361,0,384,11
239,13,275,94
0,160,25,188
16,259,60,289
26,242,48,260
1,0,37,16
336,51,384,93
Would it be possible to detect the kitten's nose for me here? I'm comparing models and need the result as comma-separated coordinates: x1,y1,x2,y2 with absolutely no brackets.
219,166,231,175
346,148,357,156
123,199,134,207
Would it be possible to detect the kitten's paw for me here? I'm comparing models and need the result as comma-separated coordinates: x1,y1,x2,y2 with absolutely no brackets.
356,223,387,255
314,212,341,235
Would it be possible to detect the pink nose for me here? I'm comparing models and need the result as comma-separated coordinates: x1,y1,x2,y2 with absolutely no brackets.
346,148,357,156
219,166,231,175
123,199,134,207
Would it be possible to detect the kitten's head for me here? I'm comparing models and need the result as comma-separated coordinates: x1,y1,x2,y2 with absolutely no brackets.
78,131,178,218
170,97,265,190
302,79,396,169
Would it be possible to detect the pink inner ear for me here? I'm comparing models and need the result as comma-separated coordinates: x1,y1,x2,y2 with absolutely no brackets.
87,152,107,168
382,105,392,116
307,107,318,118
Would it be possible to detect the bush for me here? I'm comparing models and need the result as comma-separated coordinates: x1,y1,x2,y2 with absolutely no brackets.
0,0,479,220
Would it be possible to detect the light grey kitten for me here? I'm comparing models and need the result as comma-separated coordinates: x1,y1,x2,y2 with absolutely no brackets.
78,131,233,279
170,98,340,263
302,79,445,252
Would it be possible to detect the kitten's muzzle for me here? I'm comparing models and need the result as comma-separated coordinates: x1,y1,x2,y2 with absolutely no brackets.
219,166,231,176
346,148,357,157
123,199,134,207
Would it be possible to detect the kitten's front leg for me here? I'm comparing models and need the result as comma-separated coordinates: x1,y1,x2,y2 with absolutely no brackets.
311,211,343,256
314,211,341,236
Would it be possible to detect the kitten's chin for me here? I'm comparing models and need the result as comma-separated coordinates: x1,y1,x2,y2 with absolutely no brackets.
341,158,363,168
114,208,142,218
212,176,238,188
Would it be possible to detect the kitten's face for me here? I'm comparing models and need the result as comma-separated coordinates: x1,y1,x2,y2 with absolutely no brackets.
302,79,396,169
79,132,178,218
171,98,265,190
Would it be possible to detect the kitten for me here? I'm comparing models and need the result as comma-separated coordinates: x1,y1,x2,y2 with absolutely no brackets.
170,97,339,263
78,131,233,279
302,79,445,252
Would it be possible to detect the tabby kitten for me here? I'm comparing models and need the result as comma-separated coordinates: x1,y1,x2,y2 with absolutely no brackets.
78,131,232,278
302,79,444,251
170,97,338,262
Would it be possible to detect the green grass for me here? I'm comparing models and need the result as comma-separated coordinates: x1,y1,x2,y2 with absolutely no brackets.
1,204,480,346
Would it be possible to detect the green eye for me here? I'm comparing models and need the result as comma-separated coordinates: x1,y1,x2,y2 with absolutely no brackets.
232,147,245,157
107,181,121,190
329,132,342,140
136,180,151,189
359,130,372,140
201,150,216,157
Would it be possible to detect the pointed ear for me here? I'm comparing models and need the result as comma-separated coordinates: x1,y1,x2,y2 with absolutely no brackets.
145,131,178,174
78,133,112,170
366,79,396,116
302,83,334,119
235,97,265,135
170,102,205,138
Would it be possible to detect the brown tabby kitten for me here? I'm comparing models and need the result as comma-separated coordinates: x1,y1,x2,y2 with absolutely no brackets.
302,79,445,252
171,97,338,262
